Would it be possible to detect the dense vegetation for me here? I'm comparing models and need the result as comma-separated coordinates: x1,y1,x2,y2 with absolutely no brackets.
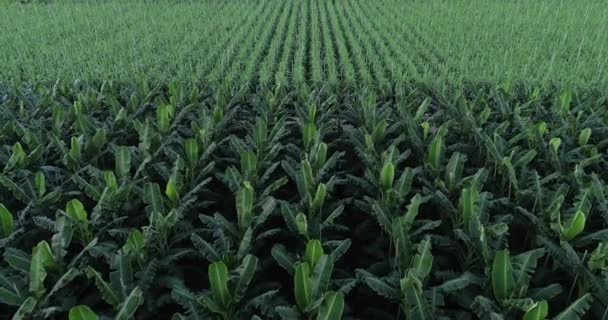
1,1,608,320
1,82,607,319
0,0,607,88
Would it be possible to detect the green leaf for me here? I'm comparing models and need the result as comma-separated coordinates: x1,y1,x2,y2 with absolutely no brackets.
549,138,561,153
295,212,308,236
553,293,592,320
198,295,223,314
315,142,328,168
426,124,448,171
460,186,479,227
237,228,253,260
436,272,482,292
0,273,24,306
300,160,315,196
578,128,591,146
6,142,26,170
165,175,180,206
11,296,37,320
104,171,118,191
122,229,145,255
0,203,14,238
329,239,351,263
311,255,334,297
512,249,545,288
36,240,57,269
414,98,431,121
69,305,99,320
559,89,571,116
115,146,131,179
271,244,296,275
236,181,254,230
0,173,30,203
492,249,515,300
156,104,171,133
562,211,586,241
401,276,430,320
234,255,258,303
208,261,231,308
294,262,312,311
191,234,220,262
184,138,199,166
409,238,433,282
316,291,344,320
311,183,327,211
361,274,400,300
143,182,164,215
276,306,301,320
110,253,134,299
522,301,548,320
115,287,144,320
380,162,395,190
29,246,47,298
42,268,80,305
303,122,317,150
240,151,257,180
404,193,422,225
4,248,31,273
66,199,88,222
85,267,121,307
305,239,324,268
34,172,46,197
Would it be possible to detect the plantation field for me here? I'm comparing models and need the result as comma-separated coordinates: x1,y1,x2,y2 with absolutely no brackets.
1,0,608,320
0,0,607,88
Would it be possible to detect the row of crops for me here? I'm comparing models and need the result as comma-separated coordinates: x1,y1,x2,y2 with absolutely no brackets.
1,0,607,88
1,81,607,319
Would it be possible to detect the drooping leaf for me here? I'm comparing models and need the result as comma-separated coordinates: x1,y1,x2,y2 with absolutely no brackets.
553,293,592,320
234,255,258,303
85,267,121,307
115,287,144,320
4,248,30,273
12,296,37,320
191,233,221,262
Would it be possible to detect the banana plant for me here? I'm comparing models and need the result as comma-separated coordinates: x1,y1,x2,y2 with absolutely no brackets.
84,253,145,319
0,217,97,319
275,240,346,320
466,247,593,319
218,116,288,199
358,237,435,319
280,119,345,240
172,255,274,319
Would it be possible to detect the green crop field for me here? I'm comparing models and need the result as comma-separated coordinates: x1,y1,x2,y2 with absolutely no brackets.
1,0,607,88
1,1,608,320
